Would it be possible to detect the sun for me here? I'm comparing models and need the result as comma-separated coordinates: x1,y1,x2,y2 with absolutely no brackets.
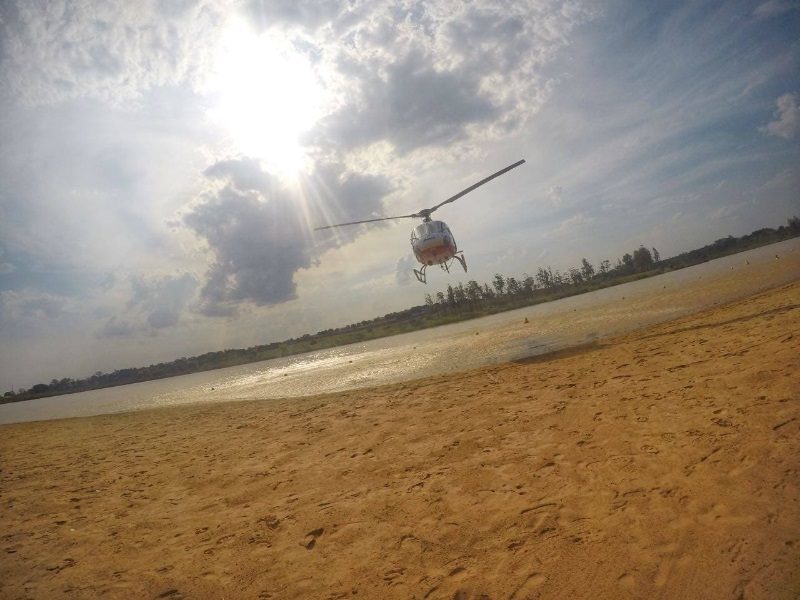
207,23,324,178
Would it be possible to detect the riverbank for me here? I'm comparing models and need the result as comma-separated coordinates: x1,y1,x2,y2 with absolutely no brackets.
7,231,799,405
1,280,798,598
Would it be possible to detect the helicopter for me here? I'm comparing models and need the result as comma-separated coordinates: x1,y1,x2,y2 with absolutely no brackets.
314,159,526,284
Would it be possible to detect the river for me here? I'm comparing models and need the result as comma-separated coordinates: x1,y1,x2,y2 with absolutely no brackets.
1,238,797,424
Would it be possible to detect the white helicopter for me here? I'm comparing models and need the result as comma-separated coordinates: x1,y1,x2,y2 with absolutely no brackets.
314,159,525,284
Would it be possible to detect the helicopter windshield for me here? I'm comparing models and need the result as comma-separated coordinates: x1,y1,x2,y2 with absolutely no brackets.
413,221,445,238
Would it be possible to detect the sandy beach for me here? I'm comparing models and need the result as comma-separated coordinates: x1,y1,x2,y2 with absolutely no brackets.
2,280,799,599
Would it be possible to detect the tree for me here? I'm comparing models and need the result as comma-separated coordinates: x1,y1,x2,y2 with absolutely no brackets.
465,280,482,303
521,274,536,295
536,266,552,289
492,273,505,295
435,291,446,305
651,247,660,263
599,259,611,275
446,285,456,307
424,293,434,307
482,283,495,300
454,283,467,305
713,236,736,250
632,246,653,271
506,276,520,295
580,258,595,280
789,216,800,231
621,253,634,271
568,267,583,286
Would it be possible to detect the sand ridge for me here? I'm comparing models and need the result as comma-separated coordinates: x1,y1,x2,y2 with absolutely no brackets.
1,281,799,599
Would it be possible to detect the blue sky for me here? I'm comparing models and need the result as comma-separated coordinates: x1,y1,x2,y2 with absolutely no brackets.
0,0,798,389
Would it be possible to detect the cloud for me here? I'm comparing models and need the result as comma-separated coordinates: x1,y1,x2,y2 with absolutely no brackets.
184,157,392,314
129,273,198,328
553,213,594,236
0,0,223,105
394,254,417,285
0,289,71,336
97,317,138,339
754,0,799,18
97,272,198,338
760,93,799,139
547,185,563,207
0,248,14,275
300,1,597,157
320,50,499,154
241,0,343,31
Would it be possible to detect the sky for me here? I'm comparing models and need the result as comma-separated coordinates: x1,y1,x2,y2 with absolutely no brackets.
0,0,798,390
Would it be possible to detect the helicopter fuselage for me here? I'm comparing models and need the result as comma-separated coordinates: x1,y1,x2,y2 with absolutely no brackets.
411,220,457,266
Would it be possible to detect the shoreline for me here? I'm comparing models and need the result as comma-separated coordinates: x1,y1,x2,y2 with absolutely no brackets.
6,235,799,406
2,238,799,426
1,280,798,598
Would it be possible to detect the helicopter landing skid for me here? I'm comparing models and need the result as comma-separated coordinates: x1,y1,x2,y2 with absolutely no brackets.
414,253,467,284
413,265,427,284
453,251,467,273
441,252,467,274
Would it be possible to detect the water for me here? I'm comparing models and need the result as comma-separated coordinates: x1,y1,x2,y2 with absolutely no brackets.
1,239,797,424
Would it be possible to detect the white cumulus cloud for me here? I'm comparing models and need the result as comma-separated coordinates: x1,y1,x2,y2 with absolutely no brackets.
761,93,799,140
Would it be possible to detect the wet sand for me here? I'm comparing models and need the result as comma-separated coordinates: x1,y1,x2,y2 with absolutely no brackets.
1,281,799,599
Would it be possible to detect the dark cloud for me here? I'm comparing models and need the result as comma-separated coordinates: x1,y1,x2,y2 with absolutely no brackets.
185,158,391,314
128,273,198,326
0,289,71,337
98,316,137,339
320,51,499,154
302,2,597,156
97,272,197,338
444,9,528,72
204,157,275,194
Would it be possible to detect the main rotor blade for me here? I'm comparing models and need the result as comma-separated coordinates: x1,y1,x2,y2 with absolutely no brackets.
427,159,525,213
313,214,417,231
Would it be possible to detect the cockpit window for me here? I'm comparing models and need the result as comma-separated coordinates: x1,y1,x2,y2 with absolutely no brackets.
414,222,444,237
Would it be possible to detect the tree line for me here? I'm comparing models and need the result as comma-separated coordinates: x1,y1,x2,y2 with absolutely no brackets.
422,216,799,314
423,244,663,311
4,216,799,403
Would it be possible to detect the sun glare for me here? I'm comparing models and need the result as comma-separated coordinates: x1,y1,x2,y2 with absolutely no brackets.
208,23,324,178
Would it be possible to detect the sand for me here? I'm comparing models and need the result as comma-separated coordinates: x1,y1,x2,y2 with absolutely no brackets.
1,281,799,599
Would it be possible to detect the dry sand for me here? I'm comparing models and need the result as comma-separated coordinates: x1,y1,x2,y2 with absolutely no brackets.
1,280,799,599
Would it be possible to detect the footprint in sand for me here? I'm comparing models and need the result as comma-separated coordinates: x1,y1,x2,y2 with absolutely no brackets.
511,573,547,598
302,527,324,550
258,515,281,530
617,573,635,589
383,567,405,586
448,566,467,579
